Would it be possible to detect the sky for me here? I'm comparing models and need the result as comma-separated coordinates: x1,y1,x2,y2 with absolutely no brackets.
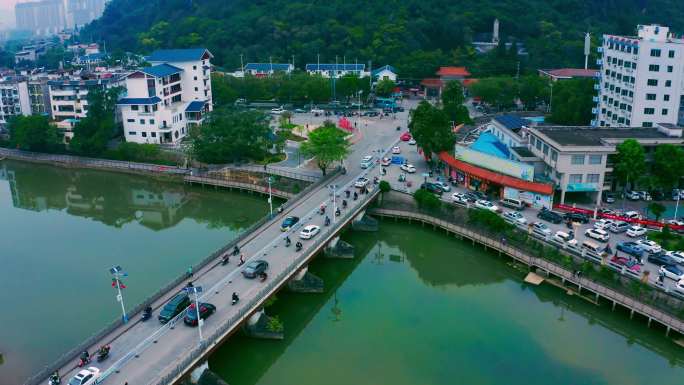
0,0,21,30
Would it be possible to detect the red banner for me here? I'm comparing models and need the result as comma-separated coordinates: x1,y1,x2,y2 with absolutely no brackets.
553,203,684,231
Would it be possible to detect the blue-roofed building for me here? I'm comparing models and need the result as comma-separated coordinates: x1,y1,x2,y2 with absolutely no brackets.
142,64,183,78
241,63,294,77
48,75,125,130
486,114,531,152
146,48,213,64
371,65,397,82
470,132,510,159
305,63,369,78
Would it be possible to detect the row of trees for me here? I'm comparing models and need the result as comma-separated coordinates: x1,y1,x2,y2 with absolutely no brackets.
614,139,684,192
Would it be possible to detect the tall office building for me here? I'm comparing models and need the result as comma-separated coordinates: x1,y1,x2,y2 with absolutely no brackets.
15,0,108,36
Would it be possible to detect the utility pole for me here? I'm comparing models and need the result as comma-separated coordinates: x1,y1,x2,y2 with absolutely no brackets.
185,285,204,344
368,60,372,90
269,56,273,77
240,54,244,75
584,32,591,70
109,266,128,323
267,176,274,216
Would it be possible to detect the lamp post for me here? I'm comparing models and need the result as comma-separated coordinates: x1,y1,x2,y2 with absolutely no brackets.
267,176,274,216
109,266,128,323
185,285,204,344
675,194,680,220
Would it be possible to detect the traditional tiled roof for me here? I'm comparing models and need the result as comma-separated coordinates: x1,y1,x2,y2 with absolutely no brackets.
436,66,471,77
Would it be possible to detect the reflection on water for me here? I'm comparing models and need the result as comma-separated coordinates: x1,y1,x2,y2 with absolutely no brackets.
211,223,684,385
0,160,269,385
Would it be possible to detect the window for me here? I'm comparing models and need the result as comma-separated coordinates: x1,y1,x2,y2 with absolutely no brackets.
128,131,136,135
666,80,672,87
646,93,656,100
543,143,549,155
589,155,602,165
668,65,674,73
647,79,658,86
649,64,660,71
669,50,675,58
642,122,653,127
662,108,668,115
644,108,655,115
587,174,600,184
535,139,542,151
571,155,585,165
142,132,147,137
150,119,155,124
151,132,157,137
194,76,197,80
140,119,145,124
551,150,558,161
569,174,583,184
194,87,198,91
193,65,197,70
127,118,135,123
651,49,661,57
131,105,139,111
664,95,670,101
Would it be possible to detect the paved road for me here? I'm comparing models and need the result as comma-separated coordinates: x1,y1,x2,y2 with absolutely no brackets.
47,103,416,385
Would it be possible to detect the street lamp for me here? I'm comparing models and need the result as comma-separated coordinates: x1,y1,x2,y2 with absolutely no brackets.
109,265,128,323
267,176,274,216
184,285,204,344
675,194,680,220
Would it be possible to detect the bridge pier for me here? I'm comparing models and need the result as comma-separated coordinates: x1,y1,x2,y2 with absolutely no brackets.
243,309,284,340
287,266,324,293
190,360,209,384
352,211,378,232
325,236,355,259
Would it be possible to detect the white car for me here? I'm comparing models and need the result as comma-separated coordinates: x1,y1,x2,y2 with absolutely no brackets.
391,146,401,154
270,107,286,114
360,155,374,169
635,239,662,254
638,191,652,201
594,219,615,230
451,192,468,204
660,264,684,280
675,279,684,295
310,108,325,115
400,164,416,173
354,177,369,188
474,199,499,212
503,211,527,225
433,181,451,192
68,367,100,385
408,138,417,145
626,225,647,237
380,157,391,167
623,211,642,220
533,222,551,236
299,225,320,239
585,228,610,242
665,251,684,264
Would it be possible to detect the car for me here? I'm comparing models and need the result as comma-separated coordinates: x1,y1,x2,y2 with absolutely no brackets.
648,252,677,266
585,228,610,242
310,108,325,115
293,108,306,113
421,182,443,195
602,192,616,204
380,157,391,167
354,177,369,188
665,251,684,264
299,225,321,239
673,189,683,201
184,303,217,326
594,219,615,230
616,241,644,257
270,107,286,114
667,220,684,233
638,191,652,201
660,264,684,280
68,367,100,385
536,208,563,224
626,225,647,237
433,181,451,192
598,208,616,216
280,216,300,231
623,211,642,220
474,199,499,212
675,279,684,295
533,222,551,236
636,239,662,254
626,190,641,200
408,138,417,145
363,110,379,117
503,211,527,225
610,256,641,272
360,156,374,169
608,221,630,233
391,146,401,154
563,212,589,224
553,231,576,244
463,192,480,203
158,292,191,323
400,164,416,173
400,132,412,141
242,259,269,278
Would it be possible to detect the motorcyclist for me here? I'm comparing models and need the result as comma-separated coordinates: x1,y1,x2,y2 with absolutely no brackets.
335,207,341,216
353,191,358,201
79,350,90,364
325,216,331,226
342,200,347,208
49,370,60,384
285,236,291,246
221,254,230,264
232,292,239,303
232,245,240,256
99,345,110,357
345,190,350,198
295,241,303,251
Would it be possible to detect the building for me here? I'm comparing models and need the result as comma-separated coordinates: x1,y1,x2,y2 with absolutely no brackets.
527,124,684,204
240,63,293,77
485,114,530,151
421,67,471,98
118,48,213,144
594,24,684,128
74,53,109,66
305,63,368,78
15,0,107,36
372,65,397,82
65,0,107,29
28,76,52,115
538,68,597,82
0,76,31,129
14,42,52,64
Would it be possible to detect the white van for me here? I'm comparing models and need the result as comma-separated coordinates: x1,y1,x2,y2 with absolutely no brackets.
499,197,525,211
581,240,604,255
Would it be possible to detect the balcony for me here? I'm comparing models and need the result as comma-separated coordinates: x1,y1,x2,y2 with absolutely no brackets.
596,59,603,65
592,96,599,102
598,47,604,53
594,84,601,90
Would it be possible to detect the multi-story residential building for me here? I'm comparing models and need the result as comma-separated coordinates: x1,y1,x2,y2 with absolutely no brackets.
0,76,31,129
15,0,107,36
527,124,684,204
117,48,213,144
28,76,52,115
305,63,368,78
594,24,684,128
240,63,293,77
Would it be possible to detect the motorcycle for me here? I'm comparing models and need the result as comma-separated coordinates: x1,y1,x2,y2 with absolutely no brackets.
141,306,153,321
77,352,90,367
97,346,110,362
221,255,230,265
335,208,340,217
232,292,239,305
285,236,291,247
48,373,61,385
295,242,303,252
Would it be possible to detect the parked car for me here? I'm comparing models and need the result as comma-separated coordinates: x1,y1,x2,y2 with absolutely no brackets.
354,177,369,188
585,228,610,242
310,108,325,115
280,216,300,231
474,199,499,212
68,367,101,385
563,212,589,224
463,192,480,203
184,303,217,326
270,107,286,114
610,256,641,272
400,132,412,141
608,221,630,233
665,251,684,264
242,260,269,278
602,192,616,204
626,225,647,237
400,164,416,173
408,138,417,145
451,192,468,205
626,190,641,200
623,211,642,220
299,225,321,239
158,292,191,323
503,211,527,225
391,146,401,154
660,264,684,280
433,181,451,192
594,219,615,230
636,239,662,254
380,157,391,167
648,252,677,266
674,279,684,295
598,208,616,216
616,241,644,257
533,222,551,236
421,183,443,195
499,198,525,211
638,191,652,201
360,155,374,169
537,208,563,224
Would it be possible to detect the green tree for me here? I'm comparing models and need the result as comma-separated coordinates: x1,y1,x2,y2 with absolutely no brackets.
613,139,646,189
518,75,550,110
441,81,471,125
299,121,350,175
548,78,594,125
191,108,272,163
8,115,62,152
375,79,396,97
648,202,666,221
652,144,684,190
378,180,391,205
469,77,516,110
408,101,454,160
413,188,441,210
70,87,122,156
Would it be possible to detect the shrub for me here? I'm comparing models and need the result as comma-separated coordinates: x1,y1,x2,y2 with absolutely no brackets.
468,209,513,233
413,188,441,210
266,315,284,333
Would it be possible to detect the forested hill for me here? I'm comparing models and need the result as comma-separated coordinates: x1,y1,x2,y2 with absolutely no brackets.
82,0,684,79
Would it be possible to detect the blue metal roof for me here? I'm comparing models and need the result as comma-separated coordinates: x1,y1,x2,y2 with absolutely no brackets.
305,64,365,71
117,96,161,105
371,65,397,77
142,64,183,78
244,63,291,71
185,100,206,112
494,114,529,131
146,48,212,63
470,132,510,159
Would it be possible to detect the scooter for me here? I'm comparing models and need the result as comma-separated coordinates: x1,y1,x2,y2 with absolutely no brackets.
221,255,230,265
295,242,303,252
77,352,90,367
97,346,110,362
141,306,153,321
335,208,340,217
232,292,239,305
48,374,61,385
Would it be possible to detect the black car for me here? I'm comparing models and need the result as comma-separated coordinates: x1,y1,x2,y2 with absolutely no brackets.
537,208,563,224
184,302,217,326
280,216,300,231
242,259,269,278
158,292,191,323
563,212,590,224
420,183,443,195
647,252,677,267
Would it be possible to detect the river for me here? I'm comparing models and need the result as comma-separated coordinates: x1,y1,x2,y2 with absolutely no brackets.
0,160,269,385
210,222,684,385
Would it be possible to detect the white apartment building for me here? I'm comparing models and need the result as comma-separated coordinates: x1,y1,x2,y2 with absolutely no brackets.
0,77,31,129
118,48,213,144
594,24,684,128
305,63,369,78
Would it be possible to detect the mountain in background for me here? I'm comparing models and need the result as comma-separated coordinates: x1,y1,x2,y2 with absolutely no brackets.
81,0,684,79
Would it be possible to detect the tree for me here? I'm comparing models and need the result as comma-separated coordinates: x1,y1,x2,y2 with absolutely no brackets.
299,121,350,175
648,202,666,221
374,79,396,98
408,101,454,160
548,78,594,125
469,77,516,110
441,81,471,125
8,115,61,152
70,87,122,156
652,144,684,190
518,75,550,110
613,139,646,189
378,180,390,205
191,108,272,164
413,188,441,210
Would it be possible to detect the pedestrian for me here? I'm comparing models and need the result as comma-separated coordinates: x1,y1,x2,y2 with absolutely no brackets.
501,237,507,246
187,266,193,278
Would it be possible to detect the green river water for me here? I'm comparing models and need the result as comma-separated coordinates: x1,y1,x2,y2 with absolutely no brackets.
1,160,683,385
